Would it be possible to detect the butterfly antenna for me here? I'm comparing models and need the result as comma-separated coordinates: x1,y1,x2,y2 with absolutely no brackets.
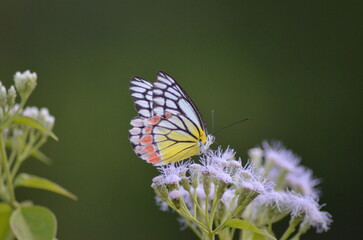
214,117,249,135
211,109,215,134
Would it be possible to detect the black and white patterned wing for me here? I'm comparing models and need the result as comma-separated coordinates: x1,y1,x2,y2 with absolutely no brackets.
129,77,153,118
152,71,206,131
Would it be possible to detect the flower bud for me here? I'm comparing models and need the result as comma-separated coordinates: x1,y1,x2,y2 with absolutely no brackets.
7,86,16,107
0,86,7,108
14,70,37,99
180,177,190,192
248,147,263,167
151,176,168,200
203,174,212,196
189,164,201,189
169,190,182,209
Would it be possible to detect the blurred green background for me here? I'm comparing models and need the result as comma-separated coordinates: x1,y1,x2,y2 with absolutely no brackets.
0,1,362,239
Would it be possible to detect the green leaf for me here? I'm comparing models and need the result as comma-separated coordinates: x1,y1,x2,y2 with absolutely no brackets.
10,206,57,240
12,116,58,141
14,173,78,200
31,150,51,165
0,203,12,240
224,219,276,240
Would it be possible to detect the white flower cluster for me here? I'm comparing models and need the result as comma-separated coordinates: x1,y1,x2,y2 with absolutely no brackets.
152,143,332,240
23,106,55,131
251,141,321,199
0,71,56,153
243,141,332,237
152,147,275,239
14,70,37,99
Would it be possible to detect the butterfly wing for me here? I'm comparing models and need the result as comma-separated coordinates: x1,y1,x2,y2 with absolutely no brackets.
129,77,153,118
152,71,207,132
130,114,202,165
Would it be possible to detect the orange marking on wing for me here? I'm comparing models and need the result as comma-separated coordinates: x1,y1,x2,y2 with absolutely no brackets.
140,135,153,145
144,145,155,153
144,126,152,134
148,116,161,125
147,153,161,163
165,112,171,118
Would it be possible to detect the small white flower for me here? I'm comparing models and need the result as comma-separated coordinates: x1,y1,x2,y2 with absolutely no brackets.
218,146,236,161
158,162,189,178
202,147,236,168
151,176,165,187
284,192,332,232
22,106,56,130
254,190,288,211
248,147,263,159
215,172,233,184
200,156,220,176
263,141,301,172
157,162,187,185
169,190,182,200
165,175,181,185
286,166,320,198
23,106,39,118
228,160,242,170
221,189,237,209
234,163,274,195
189,163,202,176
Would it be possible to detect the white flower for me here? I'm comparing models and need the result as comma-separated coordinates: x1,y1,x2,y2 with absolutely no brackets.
23,106,39,118
202,147,236,168
234,163,275,196
276,191,332,232
215,171,233,184
228,160,242,170
169,190,182,200
254,190,288,211
200,155,220,176
263,141,300,172
221,189,237,210
151,176,165,187
22,106,56,130
157,162,190,185
286,166,320,198
248,147,263,159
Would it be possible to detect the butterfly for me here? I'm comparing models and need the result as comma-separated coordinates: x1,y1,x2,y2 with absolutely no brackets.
129,71,214,166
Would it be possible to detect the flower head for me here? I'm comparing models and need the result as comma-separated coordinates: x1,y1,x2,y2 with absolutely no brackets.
285,192,332,232
286,166,320,198
14,70,37,99
263,140,301,172
23,106,55,131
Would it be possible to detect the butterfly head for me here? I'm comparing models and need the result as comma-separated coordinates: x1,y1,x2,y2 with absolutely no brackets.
198,134,215,154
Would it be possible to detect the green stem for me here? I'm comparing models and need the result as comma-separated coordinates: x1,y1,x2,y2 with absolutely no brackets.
209,183,219,229
280,216,302,240
184,219,203,239
0,132,16,208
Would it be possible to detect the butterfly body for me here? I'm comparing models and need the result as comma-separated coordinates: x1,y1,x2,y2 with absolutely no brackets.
129,72,214,166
